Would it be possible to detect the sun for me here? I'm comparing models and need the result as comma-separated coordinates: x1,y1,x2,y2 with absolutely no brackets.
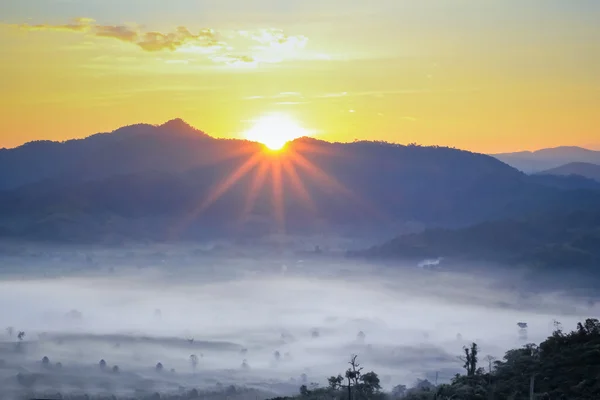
244,113,310,150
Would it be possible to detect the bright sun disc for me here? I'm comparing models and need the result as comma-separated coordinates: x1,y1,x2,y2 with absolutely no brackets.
244,113,310,150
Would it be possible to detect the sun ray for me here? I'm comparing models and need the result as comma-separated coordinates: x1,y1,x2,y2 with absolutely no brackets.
238,159,270,224
288,149,385,220
197,152,263,213
270,157,286,233
197,140,260,166
170,152,263,238
281,158,317,215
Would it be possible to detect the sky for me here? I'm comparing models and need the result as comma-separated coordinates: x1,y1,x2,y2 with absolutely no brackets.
1,0,599,152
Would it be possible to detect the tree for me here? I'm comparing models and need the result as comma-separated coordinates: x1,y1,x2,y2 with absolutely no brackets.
155,362,164,372
99,359,107,370
483,355,496,373
6,327,14,337
327,375,344,390
345,355,363,400
17,331,25,341
190,354,199,371
391,384,407,398
360,371,382,395
357,331,366,342
459,342,479,376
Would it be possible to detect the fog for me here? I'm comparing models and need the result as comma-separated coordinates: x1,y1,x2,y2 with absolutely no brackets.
0,242,597,399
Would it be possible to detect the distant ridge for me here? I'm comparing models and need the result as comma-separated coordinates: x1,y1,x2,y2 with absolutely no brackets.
491,146,600,173
1,119,600,243
351,209,600,269
537,162,600,183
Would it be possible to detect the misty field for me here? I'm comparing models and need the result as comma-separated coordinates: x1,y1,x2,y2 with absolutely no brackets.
0,243,596,399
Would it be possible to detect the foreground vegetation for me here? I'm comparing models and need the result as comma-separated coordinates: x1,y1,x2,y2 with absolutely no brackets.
270,319,600,400
6,319,599,400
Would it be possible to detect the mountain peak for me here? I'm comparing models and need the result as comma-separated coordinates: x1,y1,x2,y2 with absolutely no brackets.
159,118,192,129
156,118,210,138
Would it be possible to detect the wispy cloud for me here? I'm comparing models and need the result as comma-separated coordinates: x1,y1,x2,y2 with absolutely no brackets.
14,18,314,67
17,18,220,52
18,17,95,32
244,92,304,100
209,54,256,68
238,28,309,63
94,25,138,42
317,88,482,99
275,101,306,105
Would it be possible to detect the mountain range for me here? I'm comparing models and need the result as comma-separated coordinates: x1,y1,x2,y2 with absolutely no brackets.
491,146,600,173
537,162,600,183
351,209,600,271
1,120,600,244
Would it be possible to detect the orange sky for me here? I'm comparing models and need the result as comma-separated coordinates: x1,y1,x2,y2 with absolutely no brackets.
1,1,599,153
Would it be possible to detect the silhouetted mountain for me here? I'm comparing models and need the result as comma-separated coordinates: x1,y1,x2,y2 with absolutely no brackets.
1,121,600,242
491,146,600,173
528,173,600,191
537,162,600,182
352,210,600,269
0,119,256,190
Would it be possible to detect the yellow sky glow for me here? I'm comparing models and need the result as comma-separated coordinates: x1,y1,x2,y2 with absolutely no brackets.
1,1,599,153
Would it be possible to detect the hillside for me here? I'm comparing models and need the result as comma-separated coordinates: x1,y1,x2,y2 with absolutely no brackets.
537,162,600,182
0,119,257,190
352,210,600,268
267,319,600,400
1,120,600,242
491,146,600,173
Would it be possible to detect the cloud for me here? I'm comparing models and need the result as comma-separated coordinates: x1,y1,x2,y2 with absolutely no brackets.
17,19,220,52
137,27,219,52
17,17,95,32
209,54,256,68
14,19,311,66
95,25,138,42
244,92,304,100
238,28,309,63
242,28,308,50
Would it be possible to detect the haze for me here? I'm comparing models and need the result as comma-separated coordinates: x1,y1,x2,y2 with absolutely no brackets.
1,242,596,399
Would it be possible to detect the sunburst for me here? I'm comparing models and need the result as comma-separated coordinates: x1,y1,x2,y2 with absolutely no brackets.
171,119,381,238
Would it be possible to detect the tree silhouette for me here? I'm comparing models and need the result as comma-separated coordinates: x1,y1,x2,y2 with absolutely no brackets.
459,342,479,376
190,354,199,371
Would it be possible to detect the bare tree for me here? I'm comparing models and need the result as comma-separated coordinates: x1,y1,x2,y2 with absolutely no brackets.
6,327,14,337
484,355,496,373
345,355,363,400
